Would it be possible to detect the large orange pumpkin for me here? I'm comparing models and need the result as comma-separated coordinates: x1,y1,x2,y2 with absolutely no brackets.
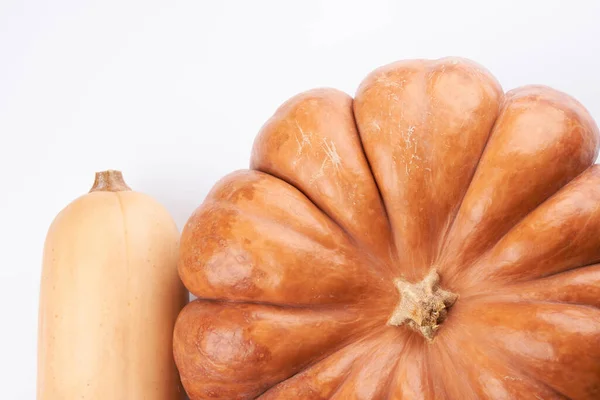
174,57,600,399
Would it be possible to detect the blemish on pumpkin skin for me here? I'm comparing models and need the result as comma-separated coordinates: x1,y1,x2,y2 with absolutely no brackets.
322,139,342,171
223,183,257,203
309,139,343,185
262,123,290,152
209,172,262,204
199,314,273,372
182,205,237,273
293,120,313,165
371,120,382,132
201,325,273,369
202,328,248,364
401,126,422,176
203,246,264,297
375,74,407,90
310,160,327,185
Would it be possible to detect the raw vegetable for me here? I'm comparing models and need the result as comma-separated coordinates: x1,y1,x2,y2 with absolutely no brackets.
174,58,600,399
38,170,187,400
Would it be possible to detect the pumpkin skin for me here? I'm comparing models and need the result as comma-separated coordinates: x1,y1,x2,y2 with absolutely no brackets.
174,58,600,399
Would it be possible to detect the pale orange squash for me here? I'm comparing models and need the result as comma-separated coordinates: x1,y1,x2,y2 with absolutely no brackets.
38,170,187,400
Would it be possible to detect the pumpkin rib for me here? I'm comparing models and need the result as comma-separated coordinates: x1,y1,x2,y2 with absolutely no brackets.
433,94,500,265
249,163,396,274
460,299,600,399
258,326,399,399
251,88,396,265
462,286,600,314
440,315,571,399
454,164,600,293
349,99,398,261
490,298,600,314
354,57,504,280
201,169,360,252
381,355,402,400
249,166,355,244
432,57,505,260
178,170,397,307
387,332,440,399
465,164,600,290
257,327,396,399
428,337,479,398
477,328,573,400
325,375,351,400
471,263,600,309
439,87,600,284
354,60,435,277
173,300,388,400
242,167,396,279
329,328,409,399
184,296,355,311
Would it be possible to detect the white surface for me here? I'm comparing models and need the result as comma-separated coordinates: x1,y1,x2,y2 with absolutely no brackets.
1,0,600,397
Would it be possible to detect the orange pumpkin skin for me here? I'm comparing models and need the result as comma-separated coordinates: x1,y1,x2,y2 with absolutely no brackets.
174,58,600,399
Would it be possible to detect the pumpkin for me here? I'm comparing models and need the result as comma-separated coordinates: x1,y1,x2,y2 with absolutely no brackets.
38,170,187,399
174,58,600,399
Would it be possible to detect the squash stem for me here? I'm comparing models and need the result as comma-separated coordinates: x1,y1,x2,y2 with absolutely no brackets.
90,170,131,192
387,269,458,341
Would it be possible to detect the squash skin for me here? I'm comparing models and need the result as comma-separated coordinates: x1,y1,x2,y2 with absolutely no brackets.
38,174,187,399
175,58,600,399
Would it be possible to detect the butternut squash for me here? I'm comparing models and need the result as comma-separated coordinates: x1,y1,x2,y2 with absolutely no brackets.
37,170,187,400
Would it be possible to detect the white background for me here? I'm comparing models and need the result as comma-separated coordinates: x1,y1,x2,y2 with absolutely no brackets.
1,0,600,397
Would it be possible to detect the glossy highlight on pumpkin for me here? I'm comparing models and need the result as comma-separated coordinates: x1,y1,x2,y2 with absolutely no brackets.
174,57,600,400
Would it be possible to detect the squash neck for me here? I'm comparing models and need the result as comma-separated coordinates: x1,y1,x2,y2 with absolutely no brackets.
89,170,131,192
387,269,458,341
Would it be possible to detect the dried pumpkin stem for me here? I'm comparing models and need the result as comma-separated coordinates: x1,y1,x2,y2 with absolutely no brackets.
90,170,131,192
388,269,458,341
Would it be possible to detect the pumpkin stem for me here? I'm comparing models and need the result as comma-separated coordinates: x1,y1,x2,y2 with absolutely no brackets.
387,269,458,341
90,170,132,192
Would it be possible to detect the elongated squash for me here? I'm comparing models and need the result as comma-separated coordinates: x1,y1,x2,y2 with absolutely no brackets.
38,170,187,400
